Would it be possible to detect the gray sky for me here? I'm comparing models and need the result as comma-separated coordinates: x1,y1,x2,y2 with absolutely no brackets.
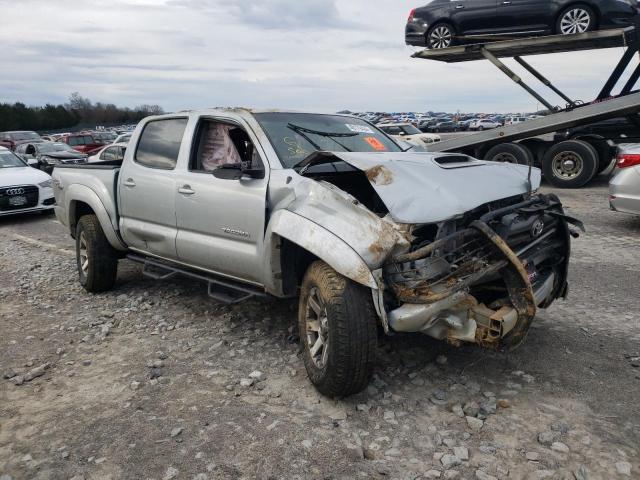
0,0,633,113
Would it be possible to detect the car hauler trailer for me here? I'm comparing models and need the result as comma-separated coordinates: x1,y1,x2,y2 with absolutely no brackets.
416,26,640,188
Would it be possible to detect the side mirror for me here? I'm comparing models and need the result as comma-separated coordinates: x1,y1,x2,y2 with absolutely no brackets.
212,162,265,180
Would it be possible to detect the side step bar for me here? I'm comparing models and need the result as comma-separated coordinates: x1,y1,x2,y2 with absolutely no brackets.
127,254,267,305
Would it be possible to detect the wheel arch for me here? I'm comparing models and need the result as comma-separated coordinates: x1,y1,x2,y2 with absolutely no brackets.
66,184,127,251
263,209,378,296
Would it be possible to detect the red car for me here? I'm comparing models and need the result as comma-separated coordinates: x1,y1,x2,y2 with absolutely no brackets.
58,134,104,155
0,131,42,151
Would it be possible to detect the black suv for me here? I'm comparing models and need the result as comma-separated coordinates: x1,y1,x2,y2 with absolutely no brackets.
406,0,639,49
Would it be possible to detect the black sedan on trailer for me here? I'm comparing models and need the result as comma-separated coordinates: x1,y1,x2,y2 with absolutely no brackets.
406,0,640,49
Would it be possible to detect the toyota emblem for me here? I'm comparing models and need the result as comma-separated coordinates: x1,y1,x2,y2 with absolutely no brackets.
6,188,25,195
531,219,545,238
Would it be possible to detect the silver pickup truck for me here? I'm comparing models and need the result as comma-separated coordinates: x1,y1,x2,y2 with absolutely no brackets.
52,109,581,397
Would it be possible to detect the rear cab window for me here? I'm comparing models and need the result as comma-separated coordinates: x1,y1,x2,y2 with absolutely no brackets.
134,118,188,170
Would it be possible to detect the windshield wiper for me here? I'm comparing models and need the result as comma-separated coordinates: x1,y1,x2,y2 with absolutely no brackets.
287,123,356,152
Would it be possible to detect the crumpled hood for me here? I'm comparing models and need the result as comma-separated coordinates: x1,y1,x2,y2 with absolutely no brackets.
324,151,541,224
42,151,87,160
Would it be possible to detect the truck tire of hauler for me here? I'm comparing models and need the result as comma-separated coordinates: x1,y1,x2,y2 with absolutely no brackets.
542,140,599,188
484,142,533,166
298,261,378,398
75,214,119,292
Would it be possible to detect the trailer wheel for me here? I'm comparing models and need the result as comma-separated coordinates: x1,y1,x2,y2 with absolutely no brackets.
542,140,598,188
484,143,532,166
298,261,377,398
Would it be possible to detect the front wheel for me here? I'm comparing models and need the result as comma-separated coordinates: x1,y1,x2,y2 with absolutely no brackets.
556,5,595,35
76,214,118,292
298,261,377,398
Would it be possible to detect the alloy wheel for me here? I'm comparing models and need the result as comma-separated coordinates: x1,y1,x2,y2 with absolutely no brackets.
560,8,591,35
430,26,452,49
304,287,330,369
79,232,89,275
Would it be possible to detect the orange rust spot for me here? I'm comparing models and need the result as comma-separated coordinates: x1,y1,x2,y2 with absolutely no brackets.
366,165,393,186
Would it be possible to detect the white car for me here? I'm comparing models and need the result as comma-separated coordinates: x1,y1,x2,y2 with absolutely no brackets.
0,147,55,216
470,119,501,131
377,123,441,147
113,133,132,144
610,144,640,216
88,142,128,163
505,116,527,126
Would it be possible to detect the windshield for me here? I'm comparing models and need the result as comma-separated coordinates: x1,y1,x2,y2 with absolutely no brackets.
401,125,422,135
0,150,27,168
254,113,402,168
38,142,75,153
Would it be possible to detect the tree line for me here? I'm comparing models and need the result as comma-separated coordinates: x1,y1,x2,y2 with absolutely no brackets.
0,93,164,132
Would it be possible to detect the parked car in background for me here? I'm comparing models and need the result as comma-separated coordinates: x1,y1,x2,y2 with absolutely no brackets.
406,0,640,49
377,123,441,147
92,131,118,144
0,147,55,215
15,142,88,174
610,144,640,216
58,133,103,155
505,116,527,126
113,132,133,144
0,131,42,151
88,142,128,163
52,108,575,397
470,119,501,131
428,121,458,133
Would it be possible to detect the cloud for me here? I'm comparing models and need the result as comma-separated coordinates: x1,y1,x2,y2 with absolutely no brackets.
0,0,634,114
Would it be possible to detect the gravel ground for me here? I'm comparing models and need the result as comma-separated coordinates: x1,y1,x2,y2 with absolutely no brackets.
1,177,639,480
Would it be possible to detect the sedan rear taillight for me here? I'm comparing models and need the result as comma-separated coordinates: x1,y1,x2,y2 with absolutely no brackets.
408,8,416,23
616,153,640,168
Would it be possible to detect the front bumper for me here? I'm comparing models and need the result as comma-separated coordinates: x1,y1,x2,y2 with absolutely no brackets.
382,194,575,350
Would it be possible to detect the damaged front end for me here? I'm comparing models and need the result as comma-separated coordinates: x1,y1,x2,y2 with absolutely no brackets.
382,194,581,350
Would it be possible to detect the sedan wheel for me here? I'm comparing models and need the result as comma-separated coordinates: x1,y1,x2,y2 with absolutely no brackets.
428,24,453,49
559,7,593,35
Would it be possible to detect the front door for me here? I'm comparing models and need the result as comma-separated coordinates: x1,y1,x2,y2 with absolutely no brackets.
450,0,498,36
119,117,189,260
174,118,269,285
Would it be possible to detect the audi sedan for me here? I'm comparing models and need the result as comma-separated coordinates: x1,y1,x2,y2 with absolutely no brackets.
406,0,640,49
0,147,55,216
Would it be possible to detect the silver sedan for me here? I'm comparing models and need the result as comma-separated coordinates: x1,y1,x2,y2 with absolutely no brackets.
610,144,640,216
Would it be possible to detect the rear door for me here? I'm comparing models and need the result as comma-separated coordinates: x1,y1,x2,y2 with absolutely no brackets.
173,115,269,284
450,0,498,36
119,117,189,260
494,0,552,33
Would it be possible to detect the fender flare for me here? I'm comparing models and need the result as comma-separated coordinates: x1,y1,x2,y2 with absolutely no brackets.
264,209,378,291
65,184,127,251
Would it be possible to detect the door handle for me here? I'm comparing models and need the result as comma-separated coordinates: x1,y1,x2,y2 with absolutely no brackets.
502,1,511,4
178,185,195,195
123,178,136,188
455,4,465,9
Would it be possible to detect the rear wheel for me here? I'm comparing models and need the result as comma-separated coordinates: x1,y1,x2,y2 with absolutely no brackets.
542,140,598,188
298,261,377,398
484,143,533,166
427,23,455,49
556,5,595,35
76,214,118,292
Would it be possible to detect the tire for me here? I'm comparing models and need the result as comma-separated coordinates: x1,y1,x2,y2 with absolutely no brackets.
484,143,533,166
580,137,613,173
75,214,118,292
427,23,455,49
298,261,377,398
542,140,599,188
556,5,596,35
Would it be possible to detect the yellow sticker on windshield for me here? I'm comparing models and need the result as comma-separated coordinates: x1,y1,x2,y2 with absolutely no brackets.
364,136,387,151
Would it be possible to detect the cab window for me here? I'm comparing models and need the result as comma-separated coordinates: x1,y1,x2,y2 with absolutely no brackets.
135,118,188,170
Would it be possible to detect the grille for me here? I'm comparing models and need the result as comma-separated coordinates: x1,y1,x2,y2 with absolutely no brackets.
0,185,39,211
